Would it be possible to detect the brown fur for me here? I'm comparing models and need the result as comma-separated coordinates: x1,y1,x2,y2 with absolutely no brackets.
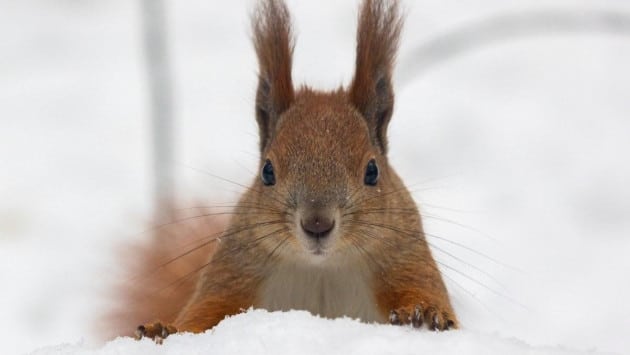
114,0,457,341
350,0,403,154
103,210,227,339
252,0,295,151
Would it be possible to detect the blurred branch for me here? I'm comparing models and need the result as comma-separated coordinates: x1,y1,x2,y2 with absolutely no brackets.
141,0,175,219
398,9,630,86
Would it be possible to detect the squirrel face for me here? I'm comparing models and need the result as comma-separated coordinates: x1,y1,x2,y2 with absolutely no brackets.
249,0,404,265
258,90,388,263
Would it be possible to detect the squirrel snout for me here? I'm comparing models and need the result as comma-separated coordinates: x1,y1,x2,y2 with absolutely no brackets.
300,213,335,239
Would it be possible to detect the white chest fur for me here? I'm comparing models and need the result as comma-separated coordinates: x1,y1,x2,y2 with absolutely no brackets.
258,260,384,323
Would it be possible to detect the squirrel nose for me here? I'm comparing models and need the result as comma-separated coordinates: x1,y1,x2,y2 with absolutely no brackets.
300,214,335,239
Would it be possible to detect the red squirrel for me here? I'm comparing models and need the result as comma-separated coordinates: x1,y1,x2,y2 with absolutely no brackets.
112,0,457,341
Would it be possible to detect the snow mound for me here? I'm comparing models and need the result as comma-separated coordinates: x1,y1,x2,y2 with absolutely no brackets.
29,310,604,355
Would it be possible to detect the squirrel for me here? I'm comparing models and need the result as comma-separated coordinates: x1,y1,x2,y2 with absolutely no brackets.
114,0,457,342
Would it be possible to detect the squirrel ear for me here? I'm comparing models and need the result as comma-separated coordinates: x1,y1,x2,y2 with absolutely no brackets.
349,0,403,154
252,0,295,152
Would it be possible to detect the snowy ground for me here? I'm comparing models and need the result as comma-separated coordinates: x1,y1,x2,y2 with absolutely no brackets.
29,310,607,355
1,0,630,354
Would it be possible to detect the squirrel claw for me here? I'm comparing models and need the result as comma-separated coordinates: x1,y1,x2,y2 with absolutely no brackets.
412,305,424,328
389,309,402,325
134,325,146,340
389,305,423,328
426,306,456,331
389,305,456,331
134,322,177,343
389,306,423,328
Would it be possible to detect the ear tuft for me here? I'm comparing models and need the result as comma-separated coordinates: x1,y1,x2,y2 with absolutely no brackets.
350,0,403,154
252,0,295,152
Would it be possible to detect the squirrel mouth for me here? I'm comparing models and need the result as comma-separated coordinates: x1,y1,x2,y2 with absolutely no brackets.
312,245,326,256
307,240,327,256
303,237,331,258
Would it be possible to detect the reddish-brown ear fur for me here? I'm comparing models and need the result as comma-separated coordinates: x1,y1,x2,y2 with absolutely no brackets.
350,0,403,154
252,0,295,152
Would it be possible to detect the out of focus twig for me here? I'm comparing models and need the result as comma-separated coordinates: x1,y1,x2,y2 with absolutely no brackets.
398,9,630,86
141,0,175,219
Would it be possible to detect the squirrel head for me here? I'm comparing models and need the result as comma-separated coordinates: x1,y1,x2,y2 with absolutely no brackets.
250,0,406,264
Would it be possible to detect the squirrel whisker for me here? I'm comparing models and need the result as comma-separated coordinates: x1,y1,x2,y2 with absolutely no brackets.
348,220,519,305
132,219,289,283
180,163,294,210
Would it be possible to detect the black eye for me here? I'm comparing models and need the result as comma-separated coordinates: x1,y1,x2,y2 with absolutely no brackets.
261,159,276,186
364,159,379,186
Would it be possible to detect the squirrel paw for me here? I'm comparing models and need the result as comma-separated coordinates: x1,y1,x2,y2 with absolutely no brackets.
134,322,178,344
389,305,457,331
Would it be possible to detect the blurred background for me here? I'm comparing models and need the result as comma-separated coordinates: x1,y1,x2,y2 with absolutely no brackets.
1,0,630,353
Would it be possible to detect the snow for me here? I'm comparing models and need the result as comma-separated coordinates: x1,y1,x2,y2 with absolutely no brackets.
2,0,630,354
28,310,602,355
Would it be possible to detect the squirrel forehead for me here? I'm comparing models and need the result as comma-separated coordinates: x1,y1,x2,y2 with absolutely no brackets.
269,91,374,167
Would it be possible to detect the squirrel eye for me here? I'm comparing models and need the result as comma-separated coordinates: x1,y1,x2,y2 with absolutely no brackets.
261,159,276,186
364,159,379,186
